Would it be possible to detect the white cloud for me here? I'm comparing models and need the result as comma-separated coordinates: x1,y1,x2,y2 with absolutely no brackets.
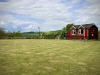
0,21,6,25
73,0,100,27
86,0,100,4
0,0,100,31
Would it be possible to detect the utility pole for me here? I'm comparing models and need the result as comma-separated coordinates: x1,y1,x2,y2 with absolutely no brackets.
38,27,40,38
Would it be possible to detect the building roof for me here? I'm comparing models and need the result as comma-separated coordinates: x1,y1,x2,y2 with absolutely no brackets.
74,25,80,29
73,23,96,29
82,23,95,28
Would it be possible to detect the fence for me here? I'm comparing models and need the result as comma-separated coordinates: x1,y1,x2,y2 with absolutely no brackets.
0,35,56,39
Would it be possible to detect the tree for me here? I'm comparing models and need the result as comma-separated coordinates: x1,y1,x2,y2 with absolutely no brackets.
60,23,74,38
15,31,21,37
66,23,74,31
98,30,100,34
6,31,14,37
0,27,6,38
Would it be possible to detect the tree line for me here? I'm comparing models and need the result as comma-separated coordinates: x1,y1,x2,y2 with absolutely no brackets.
0,28,22,39
0,24,74,39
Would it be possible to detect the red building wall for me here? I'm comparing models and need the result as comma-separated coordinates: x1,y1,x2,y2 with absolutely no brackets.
67,27,84,40
89,25,98,39
84,29,88,40
66,25,98,40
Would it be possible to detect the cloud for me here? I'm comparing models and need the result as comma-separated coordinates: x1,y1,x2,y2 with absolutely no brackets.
0,0,100,32
0,21,6,25
71,0,100,26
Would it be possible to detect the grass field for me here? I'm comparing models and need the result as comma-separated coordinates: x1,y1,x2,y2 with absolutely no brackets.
0,39,100,75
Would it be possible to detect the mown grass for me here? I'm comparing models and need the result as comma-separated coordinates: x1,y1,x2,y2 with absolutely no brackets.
0,39,100,75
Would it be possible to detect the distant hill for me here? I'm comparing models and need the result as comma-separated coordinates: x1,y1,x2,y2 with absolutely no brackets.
21,30,61,36
21,31,44,35
22,31,34,34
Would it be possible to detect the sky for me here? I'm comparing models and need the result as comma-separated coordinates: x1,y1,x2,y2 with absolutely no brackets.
0,0,100,32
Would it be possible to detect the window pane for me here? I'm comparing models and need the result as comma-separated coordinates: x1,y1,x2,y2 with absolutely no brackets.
72,30,75,34
72,30,73,34
81,29,83,34
79,29,81,34
74,30,75,34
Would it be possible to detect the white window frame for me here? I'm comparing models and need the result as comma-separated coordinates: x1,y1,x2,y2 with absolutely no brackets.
78,29,84,34
72,30,76,35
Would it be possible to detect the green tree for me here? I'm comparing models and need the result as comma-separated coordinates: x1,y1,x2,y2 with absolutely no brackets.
6,31,14,37
98,30,100,34
15,30,21,37
66,23,74,31
60,23,74,39
0,27,6,38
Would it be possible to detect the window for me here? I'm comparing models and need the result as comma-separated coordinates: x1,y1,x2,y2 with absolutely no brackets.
92,34,94,36
72,30,76,35
92,30,95,32
78,29,83,34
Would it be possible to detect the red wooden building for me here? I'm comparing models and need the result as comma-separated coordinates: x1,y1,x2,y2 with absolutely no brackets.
67,23,98,40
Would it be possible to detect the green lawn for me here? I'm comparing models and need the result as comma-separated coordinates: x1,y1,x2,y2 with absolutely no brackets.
0,39,100,75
